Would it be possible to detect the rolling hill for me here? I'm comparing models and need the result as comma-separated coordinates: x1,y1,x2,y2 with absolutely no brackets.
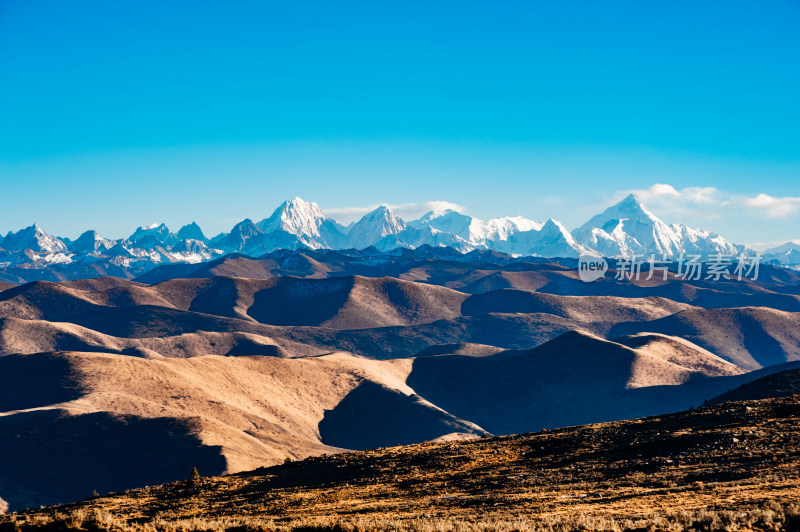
3,396,799,530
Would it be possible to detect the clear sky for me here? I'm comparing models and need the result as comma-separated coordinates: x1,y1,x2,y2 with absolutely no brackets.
1,0,799,248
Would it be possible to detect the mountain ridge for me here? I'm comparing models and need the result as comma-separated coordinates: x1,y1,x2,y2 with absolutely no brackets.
1,195,793,284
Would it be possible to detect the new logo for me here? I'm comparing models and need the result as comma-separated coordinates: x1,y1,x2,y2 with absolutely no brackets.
578,254,608,282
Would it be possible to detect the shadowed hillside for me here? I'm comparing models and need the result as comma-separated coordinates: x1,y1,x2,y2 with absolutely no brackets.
1,340,796,510
2,260,800,514
3,397,799,531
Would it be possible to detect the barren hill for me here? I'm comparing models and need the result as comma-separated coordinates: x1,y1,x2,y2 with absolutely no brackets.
461,289,693,322
2,261,800,516
1,337,795,511
610,307,800,370
0,275,468,330
406,330,752,434
3,397,799,531
0,350,479,511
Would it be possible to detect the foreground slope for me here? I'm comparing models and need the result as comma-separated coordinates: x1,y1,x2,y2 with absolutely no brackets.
1,335,794,511
3,397,799,531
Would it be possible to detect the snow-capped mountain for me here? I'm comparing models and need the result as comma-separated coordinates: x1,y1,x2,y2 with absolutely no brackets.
410,209,542,248
68,230,115,254
0,195,788,283
572,194,746,259
374,223,472,252
763,241,800,266
127,223,178,247
347,206,406,250
496,219,593,258
572,195,683,258
670,223,744,257
1,224,68,254
256,197,347,250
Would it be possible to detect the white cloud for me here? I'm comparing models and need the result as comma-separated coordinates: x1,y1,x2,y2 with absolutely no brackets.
325,201,466,224
612,183,800,220
736,193,800,218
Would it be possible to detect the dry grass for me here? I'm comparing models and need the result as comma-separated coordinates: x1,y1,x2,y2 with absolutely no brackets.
3,397,800,532
6,502,800,532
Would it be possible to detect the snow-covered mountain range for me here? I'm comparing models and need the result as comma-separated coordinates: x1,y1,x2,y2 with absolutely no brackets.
1,195,796,281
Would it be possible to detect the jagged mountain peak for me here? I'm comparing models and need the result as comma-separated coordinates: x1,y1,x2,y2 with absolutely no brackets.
177,222,208,243
592,194,659,225
496,217,587,257
231,218,263,235
134,222,169,235
573,195,680,258
542,218,564,229
68,230,113,254
348,205,407,249
361,204,404,223
364,204,395,217
279,197,329,221
1,223,67,254
539,218,575,239
257,197,346,249
259,198,328,233
618,193,644,209
128,223,172,243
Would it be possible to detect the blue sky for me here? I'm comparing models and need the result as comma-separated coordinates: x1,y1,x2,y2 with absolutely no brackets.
1,1,799,247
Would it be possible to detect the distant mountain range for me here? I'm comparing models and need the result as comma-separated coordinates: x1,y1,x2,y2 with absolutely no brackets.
1,194,797,283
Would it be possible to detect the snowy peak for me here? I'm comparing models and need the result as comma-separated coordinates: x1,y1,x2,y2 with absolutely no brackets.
540,218,571,237
764,241,800,254
611,193,657,220
412,210,473,239
171,238,209,254
497,218,588,258
348,205,407,249
1,224,68,253
763,241,800,266
410,209,542,247
257,197,346,249
573,195,749,259
573,194,681,258
670,223,744,257
479,216,543,242
128,223,175,245
68,230,113,254
411,208,464,227
577,194,661,232
258,197,328,236
410,209,462,228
